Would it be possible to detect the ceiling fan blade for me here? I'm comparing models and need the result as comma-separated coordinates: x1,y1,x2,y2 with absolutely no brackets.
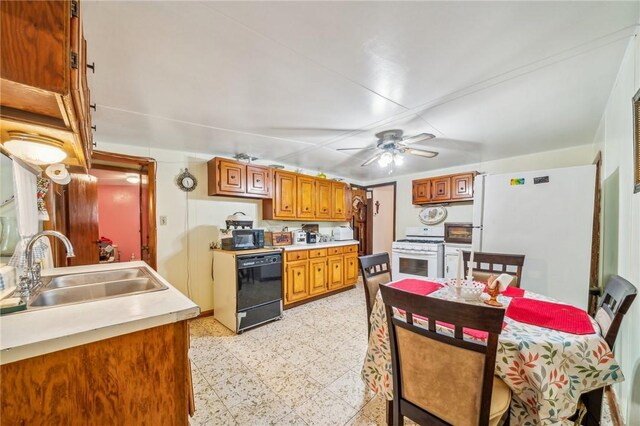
401,133,435,145
336,146,375,152
403,147,439,158
269,126,361,132
361,153,382,167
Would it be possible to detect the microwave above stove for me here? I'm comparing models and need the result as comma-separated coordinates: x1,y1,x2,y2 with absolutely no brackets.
221,229,265,251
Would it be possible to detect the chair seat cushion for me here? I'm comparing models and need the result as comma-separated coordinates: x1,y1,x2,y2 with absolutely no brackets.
489,377,511,426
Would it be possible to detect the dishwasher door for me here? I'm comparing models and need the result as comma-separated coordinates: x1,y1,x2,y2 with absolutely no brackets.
236,253,282,311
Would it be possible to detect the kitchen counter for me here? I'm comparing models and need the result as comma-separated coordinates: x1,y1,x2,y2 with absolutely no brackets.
273,240,359,251
214,247,282,255
0,261,200,365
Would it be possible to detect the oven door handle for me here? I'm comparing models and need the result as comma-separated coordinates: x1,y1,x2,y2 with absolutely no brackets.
392,249,437,255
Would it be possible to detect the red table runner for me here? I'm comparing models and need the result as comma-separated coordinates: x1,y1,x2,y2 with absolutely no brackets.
506,298,595,335
389,279,443,295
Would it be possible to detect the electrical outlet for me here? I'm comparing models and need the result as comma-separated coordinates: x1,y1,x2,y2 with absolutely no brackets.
159,215,167,226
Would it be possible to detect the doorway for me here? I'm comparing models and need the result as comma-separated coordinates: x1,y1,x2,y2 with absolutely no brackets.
45,151,157,269
366,183,396,257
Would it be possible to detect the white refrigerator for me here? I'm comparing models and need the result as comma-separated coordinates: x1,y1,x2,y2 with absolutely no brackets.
472,165,595,310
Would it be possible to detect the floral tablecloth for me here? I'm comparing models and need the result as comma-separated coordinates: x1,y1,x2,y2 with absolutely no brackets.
361,280,623,425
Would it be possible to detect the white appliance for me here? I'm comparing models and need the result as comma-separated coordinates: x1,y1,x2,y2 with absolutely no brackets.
472,165,596,310
444,243,472,279
392,227,445,279
292,230,307,245
332,226,354,241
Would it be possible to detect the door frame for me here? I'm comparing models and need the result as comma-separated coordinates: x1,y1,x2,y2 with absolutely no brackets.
365,182,397,255
91,150,158,270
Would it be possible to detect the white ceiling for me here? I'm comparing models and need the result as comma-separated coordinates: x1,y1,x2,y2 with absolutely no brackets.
84,1,638,181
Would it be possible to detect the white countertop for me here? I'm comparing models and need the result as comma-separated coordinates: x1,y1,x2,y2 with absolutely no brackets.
0,261,200,365
277,240,359,251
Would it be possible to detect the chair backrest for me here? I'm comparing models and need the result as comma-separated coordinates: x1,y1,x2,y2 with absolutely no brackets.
359,253,392,334
595,275,637,348
463,251,525,288
380,285,505,426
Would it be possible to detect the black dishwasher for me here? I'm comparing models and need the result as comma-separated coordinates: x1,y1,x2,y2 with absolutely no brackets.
236,252,283,332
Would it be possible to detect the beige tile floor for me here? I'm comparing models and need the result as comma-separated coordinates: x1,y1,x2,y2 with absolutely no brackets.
188,281,614,426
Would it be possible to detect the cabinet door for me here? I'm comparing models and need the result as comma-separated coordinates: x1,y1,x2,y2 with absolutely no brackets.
331,182,347,220
246,165,271,198
343,253,359,286
450,173,474,200
431,177,451,202
412,180,431,204
274,171,297,218
286,260,309,304
345,187,353,219
445,253,460,279
315,179,332,220
217,159,246,193
327,255,344,290
297,176,316,219
308,258,327,296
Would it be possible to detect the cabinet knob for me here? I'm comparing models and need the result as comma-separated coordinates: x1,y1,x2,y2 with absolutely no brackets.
305,207,309,211
285,205,289,209
297,272,301,276
335,264,339,268
317,268,321,272
257,179,261,183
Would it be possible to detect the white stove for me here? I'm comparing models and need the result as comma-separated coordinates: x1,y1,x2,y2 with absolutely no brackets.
392,227,445,279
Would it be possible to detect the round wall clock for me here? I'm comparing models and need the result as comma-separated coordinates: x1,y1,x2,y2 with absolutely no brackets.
419,206,447,225
177,168,197,192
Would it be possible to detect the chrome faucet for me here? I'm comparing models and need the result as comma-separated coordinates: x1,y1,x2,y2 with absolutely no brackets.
17,231,75,299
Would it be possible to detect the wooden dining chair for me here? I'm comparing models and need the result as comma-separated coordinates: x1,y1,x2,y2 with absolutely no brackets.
358,253,392,336
463,251,525,288
579,275,637,426
380,284,511,426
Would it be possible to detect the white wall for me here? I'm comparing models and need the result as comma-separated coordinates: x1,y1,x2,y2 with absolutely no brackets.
593,32,640,424
96,142,347,312
371,184,395,256
366,144,597,239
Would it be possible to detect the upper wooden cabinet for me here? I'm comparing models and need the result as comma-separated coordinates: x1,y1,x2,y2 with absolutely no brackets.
412,172,478,205
271,170,297,219
207,157,271,199
331,182,346,220
297,176,316,219
316,180,332,220
0,0,94,169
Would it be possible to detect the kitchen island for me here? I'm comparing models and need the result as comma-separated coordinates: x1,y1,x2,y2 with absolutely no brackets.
0,261,200,425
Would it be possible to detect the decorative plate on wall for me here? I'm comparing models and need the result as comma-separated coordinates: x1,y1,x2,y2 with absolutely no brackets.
419,206,447,225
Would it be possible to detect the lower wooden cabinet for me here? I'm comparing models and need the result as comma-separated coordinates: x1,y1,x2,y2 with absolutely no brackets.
283,245,358,306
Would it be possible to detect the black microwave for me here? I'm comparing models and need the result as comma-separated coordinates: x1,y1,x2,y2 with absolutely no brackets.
222,229,265,251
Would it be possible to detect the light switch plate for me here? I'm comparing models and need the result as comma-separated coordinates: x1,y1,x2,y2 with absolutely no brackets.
159,215,167,226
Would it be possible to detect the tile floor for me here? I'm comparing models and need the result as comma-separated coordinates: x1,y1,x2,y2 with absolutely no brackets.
188,281,614,426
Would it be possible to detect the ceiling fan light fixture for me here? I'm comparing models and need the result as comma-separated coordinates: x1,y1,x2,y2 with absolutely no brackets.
393,153,404,166
2,131,67,165
377,151,393,167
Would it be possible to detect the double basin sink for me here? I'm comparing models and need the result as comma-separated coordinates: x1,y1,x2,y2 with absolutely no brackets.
28,267,168,309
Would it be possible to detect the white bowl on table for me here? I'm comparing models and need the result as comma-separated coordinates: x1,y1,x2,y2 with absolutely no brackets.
446,278,485,301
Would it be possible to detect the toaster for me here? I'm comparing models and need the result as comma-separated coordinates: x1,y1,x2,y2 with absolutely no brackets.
332,226,353,241
293,230,307,245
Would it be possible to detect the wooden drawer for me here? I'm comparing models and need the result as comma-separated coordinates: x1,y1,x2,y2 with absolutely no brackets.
327,246,344,256
309,248,327,258
344,245,358,254
286,250,308,262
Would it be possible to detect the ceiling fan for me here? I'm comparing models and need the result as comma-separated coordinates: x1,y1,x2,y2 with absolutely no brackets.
337,129,438,167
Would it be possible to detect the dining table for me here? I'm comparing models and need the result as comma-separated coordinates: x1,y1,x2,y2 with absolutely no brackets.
361,278,624,425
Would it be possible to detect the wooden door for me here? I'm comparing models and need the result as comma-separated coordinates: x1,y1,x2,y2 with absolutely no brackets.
327,255,343,290
450,173,474,200
315,179,332,220
285,260,309,303
431,177,451,202
274,171,297,219
66,173,100,266
297,176,316,219
331,182,346,220
217,158,246,194
308,258,327,296
412,180,431,204
343,253,358,286
246,165,271,197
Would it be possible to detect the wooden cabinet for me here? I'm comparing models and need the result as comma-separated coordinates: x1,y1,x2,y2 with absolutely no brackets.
332,182,347,220
283,244,358,307
285,259,309,304
0,321,193,425
343,253,359,285
1,0,94,169
412,172,478,205
308,257,327,296
272,170,297,219
316,179,332,220
297,175,316,219
207,157,271,199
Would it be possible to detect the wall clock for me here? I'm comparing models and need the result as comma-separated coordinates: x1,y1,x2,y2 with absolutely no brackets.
176,168,197,192
419,206,447,225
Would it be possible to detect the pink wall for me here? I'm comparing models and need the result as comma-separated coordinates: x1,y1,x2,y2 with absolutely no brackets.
97,184,141,261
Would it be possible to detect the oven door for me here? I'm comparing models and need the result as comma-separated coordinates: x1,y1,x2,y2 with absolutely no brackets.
236,254,282,310
392,250,438,280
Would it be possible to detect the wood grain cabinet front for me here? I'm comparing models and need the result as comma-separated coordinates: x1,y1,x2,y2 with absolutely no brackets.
411,172,477,205
246,164,271,197
285,259,309,303
331,182,347,220
207,157,272,199
297,176,316,219
218,158,246,194
0,0,94,169
308,257,327,295
343,253,359,286
450,173,475,200
315,180,333,220
327,255,344,290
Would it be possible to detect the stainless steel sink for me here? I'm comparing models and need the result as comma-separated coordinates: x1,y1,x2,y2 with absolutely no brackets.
23,267,169,309
44,268,146,289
